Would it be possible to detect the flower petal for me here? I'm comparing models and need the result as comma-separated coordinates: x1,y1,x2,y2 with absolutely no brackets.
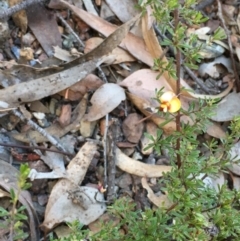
168,97,181,113
160,91,176,102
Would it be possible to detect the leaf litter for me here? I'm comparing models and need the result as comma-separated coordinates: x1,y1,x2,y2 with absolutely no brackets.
0,0,240,240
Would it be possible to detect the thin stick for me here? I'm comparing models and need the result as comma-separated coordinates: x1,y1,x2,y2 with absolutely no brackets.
103,114,109,188
107,119,117,202
0,142,73,157
12,109,68,154
56,12,85,47
217,0,240,92
183,65,219,94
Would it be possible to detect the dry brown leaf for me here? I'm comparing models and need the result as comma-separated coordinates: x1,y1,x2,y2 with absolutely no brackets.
70,74,104,92
42,142,106,230
59,104,72,127
115,147,172,177
29,101,50,113
142,12,161,59
122,113,144,143
205,121,226,139
84,83,126,121
19,47,34,64
116,142,137,148
58,0,154,66
85,37,136,64
222,4,235,23
120,69,172,102
26,4,62,56
59,74,104,101
8,0,28,34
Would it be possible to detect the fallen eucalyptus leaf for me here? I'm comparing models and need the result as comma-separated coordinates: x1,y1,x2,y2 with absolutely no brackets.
85,37,136,64
84,83,126,121
58,0,152,66
0,13,137,108
42,142,105,230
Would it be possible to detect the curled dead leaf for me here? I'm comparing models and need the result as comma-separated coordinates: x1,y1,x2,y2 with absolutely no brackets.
115,147,172,177
42,142,106,230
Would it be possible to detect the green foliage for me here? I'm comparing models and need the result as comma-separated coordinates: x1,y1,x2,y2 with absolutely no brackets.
140,0,207,71
212,27,227,41
51,1,240,241
0,163,31,240
52,99,240,241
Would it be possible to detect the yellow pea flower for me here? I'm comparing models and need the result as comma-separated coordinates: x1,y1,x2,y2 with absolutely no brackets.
159,91,181,113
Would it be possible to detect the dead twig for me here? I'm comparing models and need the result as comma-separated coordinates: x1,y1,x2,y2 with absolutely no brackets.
0,0,44,20
183,65,219,94
103,114,109,189
217,0,240,92
0,142,74,157
107,119,119,202
56,12,85,47
12,109,69,156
